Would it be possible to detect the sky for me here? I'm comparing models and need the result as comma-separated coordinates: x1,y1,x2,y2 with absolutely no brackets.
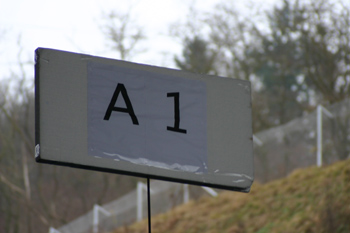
0,0,277,84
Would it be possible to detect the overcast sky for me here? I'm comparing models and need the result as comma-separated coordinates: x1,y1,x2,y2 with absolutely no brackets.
0,0,277,82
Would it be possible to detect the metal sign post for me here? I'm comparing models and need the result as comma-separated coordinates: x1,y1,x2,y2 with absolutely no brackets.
147,178,151,233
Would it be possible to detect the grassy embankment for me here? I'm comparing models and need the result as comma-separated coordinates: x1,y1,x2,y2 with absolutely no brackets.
112,159,350,233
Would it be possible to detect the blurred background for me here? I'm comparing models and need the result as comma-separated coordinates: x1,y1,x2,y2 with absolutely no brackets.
1,0,349,232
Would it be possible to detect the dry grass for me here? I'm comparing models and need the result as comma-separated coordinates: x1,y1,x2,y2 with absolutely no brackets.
111,159,350,233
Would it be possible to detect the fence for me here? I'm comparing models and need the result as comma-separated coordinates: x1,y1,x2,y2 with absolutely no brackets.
53,180,215,233
254,98,350,182
51,98,350,233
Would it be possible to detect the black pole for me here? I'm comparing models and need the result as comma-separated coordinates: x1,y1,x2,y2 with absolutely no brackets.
147,177,151,233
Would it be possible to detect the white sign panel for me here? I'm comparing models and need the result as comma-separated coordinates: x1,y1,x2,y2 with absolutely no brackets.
35,48,254,192
88,62,207,172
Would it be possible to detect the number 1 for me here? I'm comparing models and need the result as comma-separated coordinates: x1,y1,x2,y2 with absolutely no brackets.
167,92,187,134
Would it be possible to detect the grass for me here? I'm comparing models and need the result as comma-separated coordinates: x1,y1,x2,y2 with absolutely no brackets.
111,159,350,233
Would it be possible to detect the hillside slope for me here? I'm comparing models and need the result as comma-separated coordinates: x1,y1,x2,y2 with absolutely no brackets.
112,159,350,233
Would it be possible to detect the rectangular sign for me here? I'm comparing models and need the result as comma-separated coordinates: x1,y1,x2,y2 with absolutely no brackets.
35,48,254,192
88,62,208,173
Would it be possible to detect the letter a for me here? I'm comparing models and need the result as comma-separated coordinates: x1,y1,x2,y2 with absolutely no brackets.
103,83,139,125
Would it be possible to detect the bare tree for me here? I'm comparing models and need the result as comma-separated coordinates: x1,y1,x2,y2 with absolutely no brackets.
299,0,350,103
173,0,350,134
100,9,146,61
0,37,142,232
205,2,258,80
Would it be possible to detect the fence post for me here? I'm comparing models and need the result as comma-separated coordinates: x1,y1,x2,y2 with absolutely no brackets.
48,227,60,233
137,182,145,221
137,181,154,221
93,204,111,233
253,135,263,146
202,186,218,197
183,184,189,203
317,105,334,167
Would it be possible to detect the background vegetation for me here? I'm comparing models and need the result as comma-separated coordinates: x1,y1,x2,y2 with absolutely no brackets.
112,159,350,233
1,0,349,232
